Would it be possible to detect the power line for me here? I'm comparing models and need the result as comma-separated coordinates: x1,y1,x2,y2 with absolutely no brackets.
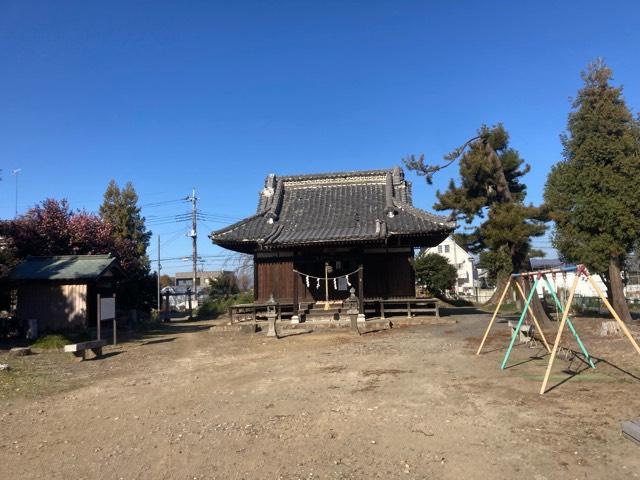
141,198,190,208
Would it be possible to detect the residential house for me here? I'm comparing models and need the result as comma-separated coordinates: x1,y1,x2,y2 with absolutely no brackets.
423,236,477,296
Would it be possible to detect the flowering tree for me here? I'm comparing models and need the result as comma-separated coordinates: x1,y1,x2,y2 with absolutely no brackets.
6,199,116,259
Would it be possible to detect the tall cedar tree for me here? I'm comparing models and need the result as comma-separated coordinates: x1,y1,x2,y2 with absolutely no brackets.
545,60,640,323
99,180,153,309
405,125,547,318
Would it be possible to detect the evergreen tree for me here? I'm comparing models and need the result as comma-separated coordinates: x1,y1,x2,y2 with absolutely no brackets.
99,180,153,310
545,59,640,322
99,180,151,276
405,124,547,317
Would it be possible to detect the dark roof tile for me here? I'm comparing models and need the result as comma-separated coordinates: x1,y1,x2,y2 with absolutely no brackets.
211,167,455,252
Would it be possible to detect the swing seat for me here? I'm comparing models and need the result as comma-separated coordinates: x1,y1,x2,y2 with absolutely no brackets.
508,321,535,343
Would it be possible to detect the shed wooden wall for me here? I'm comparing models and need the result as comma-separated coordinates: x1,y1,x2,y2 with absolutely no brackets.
16,283,88,332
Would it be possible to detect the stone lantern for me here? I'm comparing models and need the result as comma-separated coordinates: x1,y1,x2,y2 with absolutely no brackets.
345,287,361,335
265,293,278,338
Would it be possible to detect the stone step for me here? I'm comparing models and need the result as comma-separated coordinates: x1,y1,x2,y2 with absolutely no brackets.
306,312,342,320
306,309,342,315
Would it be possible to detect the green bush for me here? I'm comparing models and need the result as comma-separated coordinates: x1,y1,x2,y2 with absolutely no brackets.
414,253,457,297
197,291,254,319
30,334,72,349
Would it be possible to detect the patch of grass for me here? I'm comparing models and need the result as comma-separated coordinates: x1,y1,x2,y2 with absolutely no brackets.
30,334,71,349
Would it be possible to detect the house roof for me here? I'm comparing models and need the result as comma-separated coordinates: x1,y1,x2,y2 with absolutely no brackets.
210,167,455,253
529,258,566,270
9,255,120,282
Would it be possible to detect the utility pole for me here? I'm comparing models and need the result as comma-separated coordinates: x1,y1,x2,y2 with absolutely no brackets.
12,169,21,218
188,188,198,312
157,235,161,315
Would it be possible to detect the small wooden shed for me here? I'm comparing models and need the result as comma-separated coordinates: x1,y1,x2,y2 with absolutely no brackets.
9,255,122,333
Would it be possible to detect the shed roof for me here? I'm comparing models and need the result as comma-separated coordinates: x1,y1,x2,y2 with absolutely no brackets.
210,167,455,253
9,255,120,282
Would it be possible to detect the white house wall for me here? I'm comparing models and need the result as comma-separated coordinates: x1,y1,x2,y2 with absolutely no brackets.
424,236,476,294
534,272,608,298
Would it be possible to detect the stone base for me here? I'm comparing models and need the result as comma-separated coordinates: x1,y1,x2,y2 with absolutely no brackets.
9,347,32,357
357,314,366,323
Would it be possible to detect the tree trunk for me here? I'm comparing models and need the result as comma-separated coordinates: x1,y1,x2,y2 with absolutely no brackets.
608,254,632,323
519,276,551,324
600,272,614,304
485,273,511,306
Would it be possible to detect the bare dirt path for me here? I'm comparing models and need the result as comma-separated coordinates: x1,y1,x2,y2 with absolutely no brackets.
1,314,639,479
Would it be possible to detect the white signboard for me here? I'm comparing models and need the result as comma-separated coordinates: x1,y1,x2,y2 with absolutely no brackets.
100,297,116,321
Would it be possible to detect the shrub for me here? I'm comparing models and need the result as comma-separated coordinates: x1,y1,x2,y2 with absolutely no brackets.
414,253,457,297
197,291,254,319
30,334,72,349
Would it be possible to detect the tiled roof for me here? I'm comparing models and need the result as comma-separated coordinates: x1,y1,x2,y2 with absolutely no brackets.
210,167,455,252
9,255,119,281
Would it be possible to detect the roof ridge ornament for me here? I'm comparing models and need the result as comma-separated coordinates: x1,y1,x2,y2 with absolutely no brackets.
384,172,398,218
263,174,283,223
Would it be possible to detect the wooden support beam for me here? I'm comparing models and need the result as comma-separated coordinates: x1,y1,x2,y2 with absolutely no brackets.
540,272,581,395
358,263,364,314
477,278,512,355
292,256,299,316
513,280,551,353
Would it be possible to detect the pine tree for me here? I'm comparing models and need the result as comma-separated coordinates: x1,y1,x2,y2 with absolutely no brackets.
545,59,640,322
405,124,547,317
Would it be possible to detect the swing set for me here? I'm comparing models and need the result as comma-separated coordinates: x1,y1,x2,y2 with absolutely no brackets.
477,264,640,394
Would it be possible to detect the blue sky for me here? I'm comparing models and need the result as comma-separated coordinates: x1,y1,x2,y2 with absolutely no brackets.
1,1,639,274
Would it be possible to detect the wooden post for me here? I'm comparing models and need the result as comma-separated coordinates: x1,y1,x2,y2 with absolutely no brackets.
476,278,511,355
358,263,364,314
513,280,551,352
253,255,259,302
324,262,330,310
97,293,101,341
586,274,640,356
540,272,581,395
292,259,299,317
112,293,117,346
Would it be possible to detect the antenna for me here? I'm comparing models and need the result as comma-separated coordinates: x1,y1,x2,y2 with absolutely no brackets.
12,169,21,218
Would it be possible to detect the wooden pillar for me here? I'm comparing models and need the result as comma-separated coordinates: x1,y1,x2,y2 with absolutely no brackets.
97,293,101,341
253,254,258,302
358,261,364,314
384,246,389,299
292,254,299,316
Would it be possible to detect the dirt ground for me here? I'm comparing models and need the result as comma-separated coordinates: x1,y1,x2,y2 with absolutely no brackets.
1,311,639,480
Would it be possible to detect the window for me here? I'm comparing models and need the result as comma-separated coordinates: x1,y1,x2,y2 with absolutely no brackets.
438,245,442,253
444,245,450,253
